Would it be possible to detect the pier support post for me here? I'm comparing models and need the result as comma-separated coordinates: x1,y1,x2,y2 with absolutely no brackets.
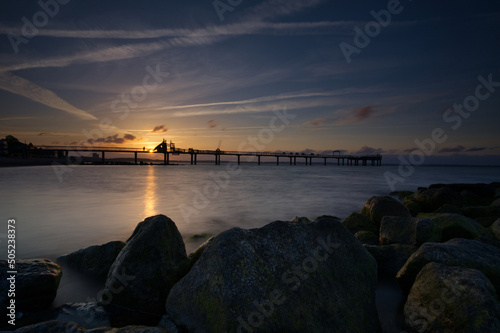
277,156,279,165
195,154,197,165
324,158,327,165
290,157,292,165
102,151,105,164
191,154,194,165
294,156,296,165
258,156,261,165
134,152,138,165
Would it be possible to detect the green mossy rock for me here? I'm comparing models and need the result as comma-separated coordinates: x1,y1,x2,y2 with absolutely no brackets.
166,216,380,332
413,187,463,213
404,262,500,332
396,238,500,296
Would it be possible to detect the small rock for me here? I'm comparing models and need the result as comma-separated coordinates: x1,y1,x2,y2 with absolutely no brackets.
0,259,62,311
414,186,462,212
57,241,125,280
360,196,410,226
404,262,500,332
491,198,500,207
342,212,377,234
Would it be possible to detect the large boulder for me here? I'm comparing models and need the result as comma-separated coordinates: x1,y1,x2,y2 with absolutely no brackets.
57,241,125,279
364,244,417,278
416,213,486,242
102,215,189,314
166,216,380,332
413,186,463,212
404,262,500,332
0,259,62,311
360,196,410,226
396,238,500,295
379,217,433,246
342,212,377,234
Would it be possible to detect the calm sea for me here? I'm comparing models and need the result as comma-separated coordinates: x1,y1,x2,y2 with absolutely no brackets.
1,163,499,319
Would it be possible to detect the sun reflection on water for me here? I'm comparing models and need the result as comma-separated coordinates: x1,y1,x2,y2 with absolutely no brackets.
144,166,157,217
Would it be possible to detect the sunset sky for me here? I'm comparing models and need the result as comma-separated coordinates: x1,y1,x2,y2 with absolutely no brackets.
0,0,499,164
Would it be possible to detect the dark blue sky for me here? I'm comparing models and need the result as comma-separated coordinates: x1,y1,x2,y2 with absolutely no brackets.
0,0,499,164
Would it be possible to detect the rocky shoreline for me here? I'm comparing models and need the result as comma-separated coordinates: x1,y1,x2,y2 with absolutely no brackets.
1,182,499,332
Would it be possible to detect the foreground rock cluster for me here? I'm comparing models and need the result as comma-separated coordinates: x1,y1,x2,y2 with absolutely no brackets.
5,182,500,333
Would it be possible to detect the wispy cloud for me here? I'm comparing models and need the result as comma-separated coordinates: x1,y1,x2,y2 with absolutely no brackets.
207,119,218,128
0,72,97,120
152,125,168,133
353,146,384,155
87,134,137,144
337,105,377,125
438,145,466,154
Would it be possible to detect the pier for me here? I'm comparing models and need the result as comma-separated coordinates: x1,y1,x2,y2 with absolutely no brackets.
38,141,382,166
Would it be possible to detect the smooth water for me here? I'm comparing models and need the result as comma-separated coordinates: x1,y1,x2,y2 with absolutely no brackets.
0,163,499,324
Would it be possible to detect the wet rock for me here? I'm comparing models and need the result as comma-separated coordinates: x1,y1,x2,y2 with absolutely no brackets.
103,215,189,315
166,216,380,332
0,259,62,311
57,241,125,280
379,216,433,246
492,198,500,207
396,238,500,295
360,196,410,226
403,262,500,332
342,212,377,234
